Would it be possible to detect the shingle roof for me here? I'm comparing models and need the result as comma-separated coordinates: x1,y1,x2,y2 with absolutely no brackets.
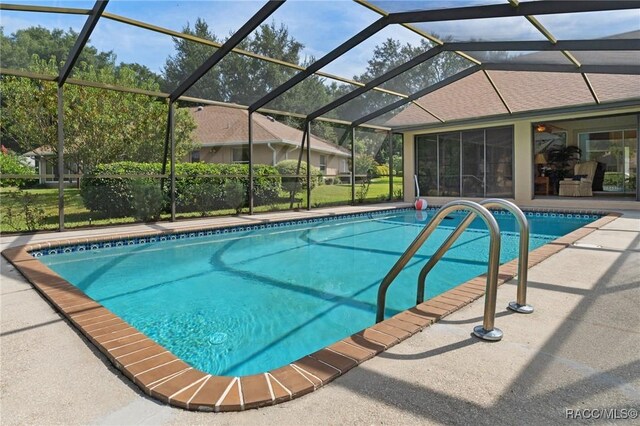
489,70,595,112
385,70,640,129
386,71,509,127
190,105,349,157
22,146,54,157
588,73,640,103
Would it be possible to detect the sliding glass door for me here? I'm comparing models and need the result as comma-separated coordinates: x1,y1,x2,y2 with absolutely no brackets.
439,132,461,196
415,126,514,198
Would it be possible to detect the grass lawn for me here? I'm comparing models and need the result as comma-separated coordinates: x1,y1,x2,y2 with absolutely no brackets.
305,176,403,206
1,187,139,232
0,176,403,233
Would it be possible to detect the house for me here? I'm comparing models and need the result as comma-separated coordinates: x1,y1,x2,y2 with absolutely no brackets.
188,105,350,176
23,106,351,185
22,146,78,186
388,67,640,210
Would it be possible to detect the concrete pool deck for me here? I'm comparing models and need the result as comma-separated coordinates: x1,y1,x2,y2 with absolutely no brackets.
1,204,638,424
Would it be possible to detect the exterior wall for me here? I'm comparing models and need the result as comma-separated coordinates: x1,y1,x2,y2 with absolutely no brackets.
282,148,348,176
402,105,640,210
187,144,349,176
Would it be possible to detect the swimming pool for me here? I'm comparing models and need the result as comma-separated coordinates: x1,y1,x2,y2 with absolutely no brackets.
39,208,598,377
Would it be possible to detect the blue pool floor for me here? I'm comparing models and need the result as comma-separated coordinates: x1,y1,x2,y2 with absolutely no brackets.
41,209,596,376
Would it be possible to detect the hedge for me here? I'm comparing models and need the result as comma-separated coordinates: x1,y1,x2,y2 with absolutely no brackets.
275,160,322,193
80,162,282,218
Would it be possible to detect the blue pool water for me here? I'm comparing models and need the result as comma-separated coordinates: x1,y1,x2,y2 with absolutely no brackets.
40,209,596,376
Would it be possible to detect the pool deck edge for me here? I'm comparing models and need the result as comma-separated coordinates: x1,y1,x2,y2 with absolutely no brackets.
0,211,622,412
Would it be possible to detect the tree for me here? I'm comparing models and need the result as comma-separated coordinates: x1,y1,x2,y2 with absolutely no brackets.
163,20,337,114
116,62,162,87
162,18,223,100
218,22,303,105
2,57,197,173
0,26,115,72
0,26,164,152
0,145,36,187
334,37,470,122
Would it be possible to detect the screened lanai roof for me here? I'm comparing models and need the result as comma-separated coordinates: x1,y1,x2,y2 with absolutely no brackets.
1,0,639,131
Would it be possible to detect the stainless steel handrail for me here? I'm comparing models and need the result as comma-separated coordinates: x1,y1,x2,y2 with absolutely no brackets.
375,200,503,341
416,199,534,314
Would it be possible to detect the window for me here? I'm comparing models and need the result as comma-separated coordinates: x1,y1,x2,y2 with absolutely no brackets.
319,155,327,174
578,129,637,193
232,147,249,163
415,126,513,197
190,150,200,163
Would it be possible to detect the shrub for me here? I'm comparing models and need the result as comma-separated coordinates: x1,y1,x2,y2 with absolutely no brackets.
131,180,165,221
224,181,246,214
81,161,281,217
174,162,225,214
275,160,322,194
374,164,389,178
354,154,376,176
393,187,403,200
80,162,159,217
356,179,371,203
323,177,337,185
253,164,285,205
0,148,37,188
3,189,45,231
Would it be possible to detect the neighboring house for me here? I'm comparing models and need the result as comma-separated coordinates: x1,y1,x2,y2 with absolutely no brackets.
388,67,640,210
22,146,78,186
188,105,350,176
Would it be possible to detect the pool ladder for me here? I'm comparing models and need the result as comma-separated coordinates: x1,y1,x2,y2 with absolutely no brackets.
376,199,534,341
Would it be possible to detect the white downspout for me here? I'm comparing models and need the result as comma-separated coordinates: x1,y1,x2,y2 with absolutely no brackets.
267,143,277,165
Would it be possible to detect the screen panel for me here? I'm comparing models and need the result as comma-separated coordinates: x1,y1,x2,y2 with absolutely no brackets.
263,77,360,116
0,9,89,76
354,128,392,203
74,17,197,92
535,10,640,40
307,122,353,208
464,50,573,65
237,0,380,62
379,51,474,93
103,1,267,36
185,51,304,105
367,1,507,13
325,90,405,123
367,102,439,128
319,24,432,82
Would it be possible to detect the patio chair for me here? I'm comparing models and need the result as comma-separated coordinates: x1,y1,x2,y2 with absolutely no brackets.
558,160,598,197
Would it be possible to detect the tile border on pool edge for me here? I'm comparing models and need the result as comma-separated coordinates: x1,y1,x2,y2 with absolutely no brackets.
22,206,604,258
1,210,621,412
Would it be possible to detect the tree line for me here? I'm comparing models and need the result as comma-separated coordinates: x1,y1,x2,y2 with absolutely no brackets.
1,19,468,173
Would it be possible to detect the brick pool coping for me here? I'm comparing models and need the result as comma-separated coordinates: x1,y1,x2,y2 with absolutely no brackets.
1,211,621,412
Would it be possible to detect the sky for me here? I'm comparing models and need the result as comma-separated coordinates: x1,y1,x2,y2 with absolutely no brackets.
2,0,639,81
